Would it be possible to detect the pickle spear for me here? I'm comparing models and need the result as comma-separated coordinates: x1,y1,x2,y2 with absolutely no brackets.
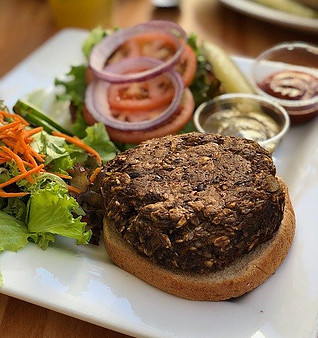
201,41,254,94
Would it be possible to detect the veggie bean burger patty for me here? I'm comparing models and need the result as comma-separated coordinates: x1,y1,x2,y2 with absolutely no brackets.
100,132,295,301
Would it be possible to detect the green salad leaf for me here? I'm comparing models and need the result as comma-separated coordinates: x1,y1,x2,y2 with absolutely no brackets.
82,26,111,59
188,33,221,107
55,65,87,138
30,124,117,172
0,212,30,252
30,131,78,173
0,168,11,184
82,123,117,162
0,180,91,252
71,107,88,138
49,155,78,174
31,132,70,165
0,120,116,257
0,100,9,112
55,65,87,109
2,198,27,222
27,182,91,249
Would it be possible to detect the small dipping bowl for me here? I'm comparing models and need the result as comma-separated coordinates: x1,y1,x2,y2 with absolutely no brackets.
250,42,318,124
193,93,290,153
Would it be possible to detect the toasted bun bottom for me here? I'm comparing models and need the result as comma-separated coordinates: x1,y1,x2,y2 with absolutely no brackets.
103,178,295,301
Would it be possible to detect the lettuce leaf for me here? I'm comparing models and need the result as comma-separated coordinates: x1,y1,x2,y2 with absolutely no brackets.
30,124,117,172
30,232,55,250
71,107,88,138
82,123,118,162
55,65,87,109
49,155,77,173
0,168,10,184
31,132,70,165
27,182,91,248
0,212,30,252
2,198,27,222
82,26,111,59
54,65,87,138
31,132,75,173
0,180,90,253
188,33,221,107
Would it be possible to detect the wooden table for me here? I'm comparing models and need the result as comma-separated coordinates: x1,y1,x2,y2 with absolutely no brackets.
0,0,316,336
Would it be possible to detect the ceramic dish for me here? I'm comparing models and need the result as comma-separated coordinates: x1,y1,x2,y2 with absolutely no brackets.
193,93,290,152
0,29,318,338
250,41,318,124
219,0,318,32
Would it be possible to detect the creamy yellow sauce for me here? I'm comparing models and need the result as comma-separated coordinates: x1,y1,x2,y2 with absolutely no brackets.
202,108,280,142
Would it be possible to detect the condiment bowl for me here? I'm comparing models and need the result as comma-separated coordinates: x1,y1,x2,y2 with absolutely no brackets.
250,42,318,124
193,93,290,153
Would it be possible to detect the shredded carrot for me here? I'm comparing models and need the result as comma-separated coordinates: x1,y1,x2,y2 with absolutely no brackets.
0,121,20,131
1,139,17,149
21,160,36,168
52,131,102,165
25,153,38,167
0,110,102,198
24,126,43,137
0,111,47,195
0,164,44,189
2,146,26,172
0,150,8,158
13,139,20,154
89,167,102,183
0,190,29,198
29,148,45,163
0,111,29,125
1,146,34,184
18,133,31,157
50,172,72,180
67,185,82,194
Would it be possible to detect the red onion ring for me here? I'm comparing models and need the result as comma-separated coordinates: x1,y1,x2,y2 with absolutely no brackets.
85,57,184,131
88,20,187,84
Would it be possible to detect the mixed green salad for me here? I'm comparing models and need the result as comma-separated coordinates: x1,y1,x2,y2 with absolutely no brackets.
0,98,118,285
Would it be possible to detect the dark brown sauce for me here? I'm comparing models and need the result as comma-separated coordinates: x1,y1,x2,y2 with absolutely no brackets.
258,70,318,101
258,70,318,124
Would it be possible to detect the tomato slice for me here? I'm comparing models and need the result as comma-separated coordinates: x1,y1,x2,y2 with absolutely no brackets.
83,32,198,144
83,89,195,144
111,106,165,123
175,44,197,87
107,44,197,111
107,32,178,64
108,72,175,111
106,32,197,87
83,105,97,126
83,99,166,125
87,32,197,87
86,67,95,84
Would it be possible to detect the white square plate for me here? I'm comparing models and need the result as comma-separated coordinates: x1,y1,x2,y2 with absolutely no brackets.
0,29,318,338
